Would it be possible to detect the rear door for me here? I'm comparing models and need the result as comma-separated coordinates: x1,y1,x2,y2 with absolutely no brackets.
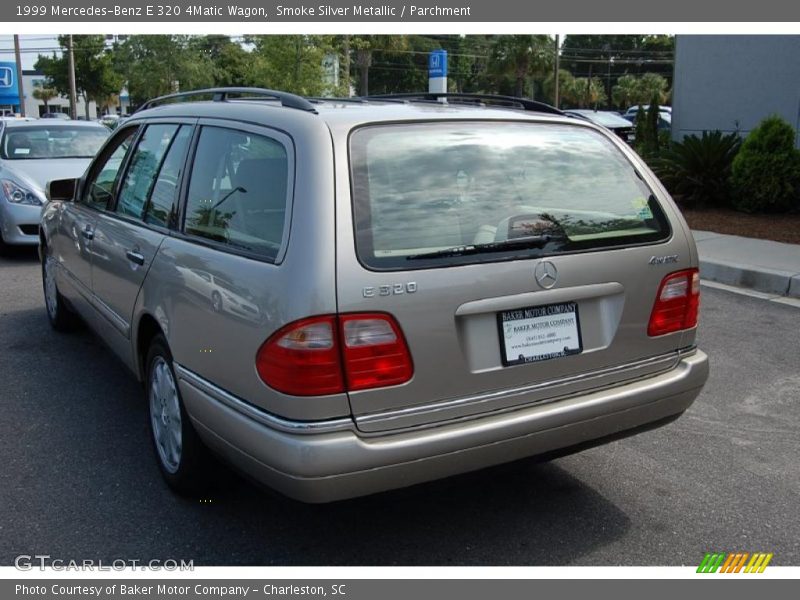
336,119,695,432
90,121,193,341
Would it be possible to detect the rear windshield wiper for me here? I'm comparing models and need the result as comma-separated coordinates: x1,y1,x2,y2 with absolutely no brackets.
406,233,568,261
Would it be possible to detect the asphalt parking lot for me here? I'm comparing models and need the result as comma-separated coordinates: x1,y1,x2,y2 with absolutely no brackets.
1,246,798,566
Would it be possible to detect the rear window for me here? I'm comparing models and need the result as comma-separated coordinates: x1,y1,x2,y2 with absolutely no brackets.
0,126,108,160
349,122,670,270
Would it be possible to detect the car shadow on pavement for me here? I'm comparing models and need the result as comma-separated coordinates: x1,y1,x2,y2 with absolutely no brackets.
0,297,631,567
0,245,39,263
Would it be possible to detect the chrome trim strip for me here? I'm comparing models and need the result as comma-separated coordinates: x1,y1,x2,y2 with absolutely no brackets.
173,363,356,435
59,262,92,303
356,350,688,429
455,282,624,316
91,294,130,338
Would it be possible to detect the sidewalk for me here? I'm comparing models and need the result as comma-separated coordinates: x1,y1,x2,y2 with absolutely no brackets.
692,230,800,298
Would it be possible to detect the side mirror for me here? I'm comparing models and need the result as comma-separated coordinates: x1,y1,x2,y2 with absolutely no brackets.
46,178,78,203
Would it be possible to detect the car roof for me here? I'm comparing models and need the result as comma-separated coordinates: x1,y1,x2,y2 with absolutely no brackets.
131,97,584,132
1,119,107,129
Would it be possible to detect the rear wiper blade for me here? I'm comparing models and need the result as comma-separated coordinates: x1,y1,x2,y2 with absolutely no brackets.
406,233,568,260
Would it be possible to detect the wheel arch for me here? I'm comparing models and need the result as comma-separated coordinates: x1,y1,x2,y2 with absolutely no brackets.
135,313,166,383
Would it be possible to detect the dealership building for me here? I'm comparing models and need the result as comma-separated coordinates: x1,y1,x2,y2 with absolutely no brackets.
671,35,800,147
0,61,131,118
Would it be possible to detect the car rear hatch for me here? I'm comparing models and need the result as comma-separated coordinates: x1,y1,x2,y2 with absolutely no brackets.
335,119,697,434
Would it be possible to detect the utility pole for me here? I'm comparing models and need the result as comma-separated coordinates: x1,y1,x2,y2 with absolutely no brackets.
13,35,25,116
67,35,78,119
604,43,613,108
342,35,350,97
553,35,560,108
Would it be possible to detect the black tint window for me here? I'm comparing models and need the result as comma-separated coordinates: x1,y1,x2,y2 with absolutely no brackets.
116,124,179,220
144,126,191,227
184,126,289,259
84,127,137,210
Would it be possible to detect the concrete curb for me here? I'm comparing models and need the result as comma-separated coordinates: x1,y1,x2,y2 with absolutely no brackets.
693,230,800,299
699,259,800,298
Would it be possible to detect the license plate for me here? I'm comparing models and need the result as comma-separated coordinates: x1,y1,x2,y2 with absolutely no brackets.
498,301,583,366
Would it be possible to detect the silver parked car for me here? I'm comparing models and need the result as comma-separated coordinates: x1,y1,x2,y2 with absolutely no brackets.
39,89,709,502
0,119,108,249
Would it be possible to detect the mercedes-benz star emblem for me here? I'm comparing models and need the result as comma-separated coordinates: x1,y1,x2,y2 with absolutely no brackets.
534,261,558,289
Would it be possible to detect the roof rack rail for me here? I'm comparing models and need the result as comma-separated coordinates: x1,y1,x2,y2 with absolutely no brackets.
136,87,317,114
360,93,563,115
307,96,368,104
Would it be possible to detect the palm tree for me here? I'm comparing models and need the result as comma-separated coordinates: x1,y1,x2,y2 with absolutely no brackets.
349,35,408,96
612,74,640,109
32,86,58,113
489,35,553,98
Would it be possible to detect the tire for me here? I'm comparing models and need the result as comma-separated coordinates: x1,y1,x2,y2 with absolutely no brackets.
146,334,211,495
41,245,77,331
0,231,10,256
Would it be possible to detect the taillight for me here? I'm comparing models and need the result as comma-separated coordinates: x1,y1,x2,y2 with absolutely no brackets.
648,269,700,336
256,313,413,396
256,316,344,396
339,314,414,391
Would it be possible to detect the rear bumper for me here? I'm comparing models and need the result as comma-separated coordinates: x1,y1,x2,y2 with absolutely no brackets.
177,349,708,503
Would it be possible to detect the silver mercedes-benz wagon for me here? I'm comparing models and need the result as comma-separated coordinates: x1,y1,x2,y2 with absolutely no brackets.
39,89,709,502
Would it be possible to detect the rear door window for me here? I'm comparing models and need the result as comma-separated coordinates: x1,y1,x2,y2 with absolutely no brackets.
144,126,192,227
115,124,179,220
183,126,290,261
349,122,670,270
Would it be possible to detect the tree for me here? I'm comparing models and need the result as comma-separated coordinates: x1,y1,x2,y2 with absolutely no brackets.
560,76,607,108
190,35,253,87
562,35,674,109
348,35,408,96
646,94,662,155
488,35,553,98
442,35,492,93
247,36,330,96
32,85,58,112
635,105,650,153
366,35,433,95
638,73,669,105
35,35,123,118
611,72,669,109
611,74,639,108
543,69,574,107
113,36,215,107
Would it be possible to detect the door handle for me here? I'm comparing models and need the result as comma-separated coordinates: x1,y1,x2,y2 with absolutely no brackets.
125,250,145,266
81,226,94,240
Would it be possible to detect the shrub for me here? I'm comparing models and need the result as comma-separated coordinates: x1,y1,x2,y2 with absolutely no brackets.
634,94,663,158
731,115,800,213
634,105,648,151
646,94,662,155
653,130,741,208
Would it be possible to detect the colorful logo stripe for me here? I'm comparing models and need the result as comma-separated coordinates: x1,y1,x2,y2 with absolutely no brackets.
697,552,773,573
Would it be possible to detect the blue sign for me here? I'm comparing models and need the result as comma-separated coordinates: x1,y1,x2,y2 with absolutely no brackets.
0,61,21,107
428,50,448,78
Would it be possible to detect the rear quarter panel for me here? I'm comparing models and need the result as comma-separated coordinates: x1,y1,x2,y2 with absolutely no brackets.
133,113,349,421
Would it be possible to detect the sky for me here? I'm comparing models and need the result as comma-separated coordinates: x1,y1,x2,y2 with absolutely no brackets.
0,35,63,70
